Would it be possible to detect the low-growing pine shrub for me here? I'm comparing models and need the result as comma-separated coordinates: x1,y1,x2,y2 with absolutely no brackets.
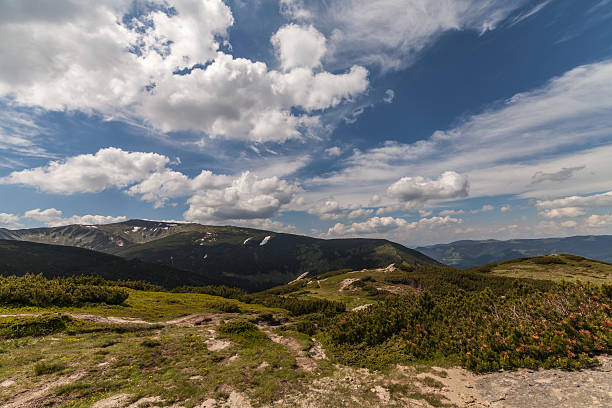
0,314,74,339
0,274,129,306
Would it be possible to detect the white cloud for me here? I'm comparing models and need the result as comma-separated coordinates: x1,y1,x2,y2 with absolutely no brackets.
439,209,465,216
327,215,461,236
2,147,169,194
387,171,469,202
585,214,612,227
0,212,22,229
325,146,342,157
306,60,612,206
348,208,374,219
24,208,126,227
285,0,529,71
539,207,586,219
142,53,368,141
500,205,511,212
383,89,395,103
471,204,495,214
0,0,369,144
307,198,349,220
509,0,552,26
271,24,326,71
418,209,432,217
536,191,612,210
560,220,577,228
184,171,300,223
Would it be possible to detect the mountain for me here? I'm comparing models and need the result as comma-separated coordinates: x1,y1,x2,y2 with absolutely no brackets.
0,239,211,288
0,220,440,290
417,235,612,268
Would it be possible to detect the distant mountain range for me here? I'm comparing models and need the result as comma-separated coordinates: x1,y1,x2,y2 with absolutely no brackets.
0,220,439,290
417,235,612,269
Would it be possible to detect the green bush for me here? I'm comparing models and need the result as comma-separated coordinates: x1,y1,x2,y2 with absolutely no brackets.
325,282,611,372
211,301,241,313
0,314,74,339
0,274,129,306
532,256,566,265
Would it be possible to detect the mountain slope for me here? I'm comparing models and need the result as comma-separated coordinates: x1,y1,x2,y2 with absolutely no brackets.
417,235,612,268
0,220,440,290
0,240,212,288
470,253,612,284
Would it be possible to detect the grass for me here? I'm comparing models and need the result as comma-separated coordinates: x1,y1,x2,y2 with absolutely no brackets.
485,254,612,284
34,360,67,376
0,289,284,321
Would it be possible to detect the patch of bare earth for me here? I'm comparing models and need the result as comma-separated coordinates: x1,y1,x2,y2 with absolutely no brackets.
271,365,430,407
2,371,85,408
204,328,232,352
407,355,612,407
257,325,319,372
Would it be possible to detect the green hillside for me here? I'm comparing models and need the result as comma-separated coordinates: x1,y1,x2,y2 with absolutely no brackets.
469,253,612,284
0,240,211,288
1,220,439,291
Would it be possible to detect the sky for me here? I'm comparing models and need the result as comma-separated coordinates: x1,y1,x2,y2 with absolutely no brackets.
1,0,612,247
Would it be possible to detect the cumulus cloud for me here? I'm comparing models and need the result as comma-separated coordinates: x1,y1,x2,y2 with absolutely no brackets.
24,208,126,227
327,215,461,236
1,147,302,225
585,214,612,227
184,171,300,223
2,147,169,194
0,0,369,143
539,207,586,219
325,146,342,157
141,53,368,141
387,171,469,203
531,166,585,184
271,24,326,71
471,204,495,214
500,205,511,212
307,198,349,220
0,212,22,229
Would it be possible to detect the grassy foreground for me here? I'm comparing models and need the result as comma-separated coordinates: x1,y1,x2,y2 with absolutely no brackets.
0,260,610,407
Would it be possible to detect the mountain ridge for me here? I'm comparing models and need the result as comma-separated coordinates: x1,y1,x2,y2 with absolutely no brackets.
0,220,440,290
417,235,612,268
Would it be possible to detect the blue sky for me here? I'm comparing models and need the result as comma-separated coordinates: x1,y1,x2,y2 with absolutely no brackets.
1,0,612,246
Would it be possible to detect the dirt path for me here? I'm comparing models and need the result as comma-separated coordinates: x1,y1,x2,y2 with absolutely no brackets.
257,325,323,372
0,312,228,327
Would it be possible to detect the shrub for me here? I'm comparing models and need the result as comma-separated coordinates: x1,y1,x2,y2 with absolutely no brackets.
325,281,611,373
0,274,128,307
211,301,241,313
0,314,74,339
